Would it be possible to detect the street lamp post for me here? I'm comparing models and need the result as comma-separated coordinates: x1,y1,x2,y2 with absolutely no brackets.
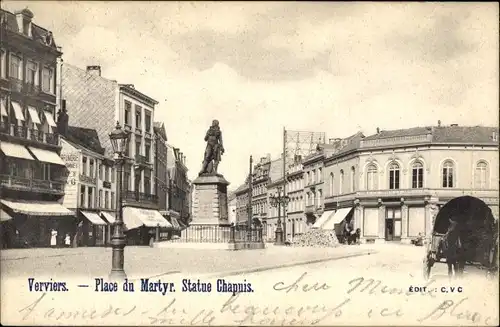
108,122,131,280
269,186,290,245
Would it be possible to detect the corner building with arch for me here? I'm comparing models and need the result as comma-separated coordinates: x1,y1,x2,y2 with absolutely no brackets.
322,124,499,243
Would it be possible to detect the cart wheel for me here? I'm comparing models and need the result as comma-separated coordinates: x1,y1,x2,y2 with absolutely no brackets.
422,255,432,280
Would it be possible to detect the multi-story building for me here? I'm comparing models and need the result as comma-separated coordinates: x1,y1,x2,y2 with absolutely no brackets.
228,191,237,225
285,156,305,240
154,122,168,216
314,132,365,231
322,124,499,243
60,63,171,244
265,157,284,241
59,124,116,247
234,182,249,226
165,144,190,227
0,8,72,248
251,154,271,226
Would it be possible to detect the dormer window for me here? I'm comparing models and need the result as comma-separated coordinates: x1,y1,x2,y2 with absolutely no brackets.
15,9,34,37
23,19,31,36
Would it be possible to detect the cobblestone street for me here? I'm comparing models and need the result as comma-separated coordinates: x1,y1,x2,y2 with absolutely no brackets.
1,244,375,278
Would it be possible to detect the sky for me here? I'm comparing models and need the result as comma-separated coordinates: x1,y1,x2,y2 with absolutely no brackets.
3,1,499,189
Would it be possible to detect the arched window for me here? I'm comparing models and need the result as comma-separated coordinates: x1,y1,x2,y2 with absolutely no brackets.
329,172,335,196
339,170,344,194
318,167,323,182
442,160,454,188
318,189,322,207
389,162,400,189
311,170,316,184
351,166,356,192
366,164,378,190
474,161,488,189
411,161,424,189
307,171,311,185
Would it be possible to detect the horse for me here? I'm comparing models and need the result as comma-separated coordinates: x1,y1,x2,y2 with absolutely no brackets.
438,220,466,279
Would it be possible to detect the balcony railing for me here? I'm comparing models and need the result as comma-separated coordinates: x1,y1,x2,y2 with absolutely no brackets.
0,174,65,193
135,154,150,165
0,124,59,146
25,82,41,95
135,127,142,134
123,190,158,205
12,125,28,138
9,77,23,93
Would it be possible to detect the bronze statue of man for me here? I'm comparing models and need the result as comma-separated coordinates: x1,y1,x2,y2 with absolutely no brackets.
199,119,225,175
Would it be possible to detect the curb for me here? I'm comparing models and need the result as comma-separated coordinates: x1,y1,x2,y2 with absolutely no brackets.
0,252,88,261
205,249,377,278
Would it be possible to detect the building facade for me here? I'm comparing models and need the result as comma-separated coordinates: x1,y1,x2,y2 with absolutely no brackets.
166,144,190,227
234,182,249,226
285,156,305,240
60,63,171,244
251,154,271,226
154,122,168,215
228,192,237,225
59,126,117,247
0,8,72,248
264,158,284,241
322,125,499,243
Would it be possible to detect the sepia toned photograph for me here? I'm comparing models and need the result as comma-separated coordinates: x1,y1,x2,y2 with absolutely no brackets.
0,1,498,326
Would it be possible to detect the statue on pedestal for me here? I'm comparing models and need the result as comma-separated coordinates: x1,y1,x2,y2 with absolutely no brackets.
199,119,225,176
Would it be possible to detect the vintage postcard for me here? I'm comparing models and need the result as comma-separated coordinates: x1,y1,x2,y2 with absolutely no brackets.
0,1,498,326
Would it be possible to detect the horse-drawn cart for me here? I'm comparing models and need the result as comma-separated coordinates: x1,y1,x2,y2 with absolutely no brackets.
423,196,498,280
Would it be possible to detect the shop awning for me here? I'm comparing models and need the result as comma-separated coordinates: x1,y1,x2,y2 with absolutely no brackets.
0,199,74,217
81,211,107,226
28,147,66,166
0,141,35,161
28,106,42,125
11,101,25,121
43,110,57,127
312,210,335,229
321,207,353,230
100,211,116,224
0,98,7,117
0,209,13,222
123,207,172,230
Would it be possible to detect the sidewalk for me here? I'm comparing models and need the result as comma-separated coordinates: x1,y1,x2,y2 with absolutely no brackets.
1,245,377,278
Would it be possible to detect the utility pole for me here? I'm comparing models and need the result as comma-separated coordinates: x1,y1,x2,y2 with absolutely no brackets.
247,155,253,234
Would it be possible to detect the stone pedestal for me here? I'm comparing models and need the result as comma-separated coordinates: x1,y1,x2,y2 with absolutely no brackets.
191,174,230,226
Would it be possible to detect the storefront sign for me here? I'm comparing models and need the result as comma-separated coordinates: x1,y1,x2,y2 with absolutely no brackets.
60,141,81,209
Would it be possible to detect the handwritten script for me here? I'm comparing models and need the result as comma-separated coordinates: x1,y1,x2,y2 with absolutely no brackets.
14,273,498,326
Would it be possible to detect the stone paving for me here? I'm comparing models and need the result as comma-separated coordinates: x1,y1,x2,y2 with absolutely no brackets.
0,244,376,279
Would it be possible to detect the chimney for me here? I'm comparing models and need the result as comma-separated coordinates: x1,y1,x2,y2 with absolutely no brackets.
86,65,101,77
376,127,380,134
56,100,69,136
438,120,441,127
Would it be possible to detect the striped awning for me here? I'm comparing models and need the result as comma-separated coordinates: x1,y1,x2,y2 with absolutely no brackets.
28,147,65,166
0,199,74,217
0,209,13,222
0,141,35,161
123,207,172,230
43,110,57,127
100,211,116,224
0,98,7,117
28,106,42,125
81,211,107,225
11,101,25,121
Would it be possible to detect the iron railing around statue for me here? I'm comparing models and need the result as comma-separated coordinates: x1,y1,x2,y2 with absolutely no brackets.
169,224,264,243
